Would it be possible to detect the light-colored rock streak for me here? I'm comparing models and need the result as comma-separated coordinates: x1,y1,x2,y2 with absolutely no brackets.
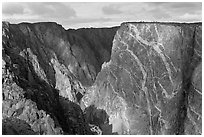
128,24,174,94
195,35,201,46
165,54,178,73
25,48,48,84
112,62,134,88
193,85,202,95
153,44,174,83
189,105,201,118
157,81,174,99
194,48,201,57
119,37,153,134
187,108,201,134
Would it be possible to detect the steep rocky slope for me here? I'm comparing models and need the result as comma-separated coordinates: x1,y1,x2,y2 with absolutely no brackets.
67,27,118,76
2,21,117,135
2,21,202,135
81,22,202,135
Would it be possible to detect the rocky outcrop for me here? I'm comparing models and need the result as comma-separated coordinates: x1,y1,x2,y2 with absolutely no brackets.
2,54,63,134
2,21,117,135
2,118,37,135
2,21,202,135
81,22,202,135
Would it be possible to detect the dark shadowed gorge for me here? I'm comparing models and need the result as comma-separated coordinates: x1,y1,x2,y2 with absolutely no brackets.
2,21,202,135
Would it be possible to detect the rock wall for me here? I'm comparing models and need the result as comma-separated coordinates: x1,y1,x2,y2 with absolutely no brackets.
81,22,202,135
2,21,202,135
67,27,118,75
2,21,117,135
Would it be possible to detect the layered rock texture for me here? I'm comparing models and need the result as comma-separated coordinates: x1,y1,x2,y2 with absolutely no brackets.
81,22,202,135
2,21,202,135
2,21,117,135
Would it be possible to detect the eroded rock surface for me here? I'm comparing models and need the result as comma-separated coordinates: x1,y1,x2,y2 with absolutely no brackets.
2,117,37,135
81,22,202,135
2,21,117,135
2,21,202,135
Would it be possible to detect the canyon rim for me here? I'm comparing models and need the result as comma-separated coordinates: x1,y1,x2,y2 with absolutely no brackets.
1,2,202,135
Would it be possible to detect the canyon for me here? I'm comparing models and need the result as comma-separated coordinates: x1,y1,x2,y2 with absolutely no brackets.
2,21,202,135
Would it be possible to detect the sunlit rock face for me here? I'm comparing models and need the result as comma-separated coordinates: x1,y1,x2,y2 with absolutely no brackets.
2,21,118,102
2,21,202,135
81,22,202,135
2,21,117,135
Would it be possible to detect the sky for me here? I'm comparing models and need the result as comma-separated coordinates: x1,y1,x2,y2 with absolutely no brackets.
2,2,202,29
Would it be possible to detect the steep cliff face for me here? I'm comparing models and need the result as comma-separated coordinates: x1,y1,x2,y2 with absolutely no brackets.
2,21,117,135
66,27,118,86
67,27,118,73
81,22,202,135
2,21,202,135
184,24,202,134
